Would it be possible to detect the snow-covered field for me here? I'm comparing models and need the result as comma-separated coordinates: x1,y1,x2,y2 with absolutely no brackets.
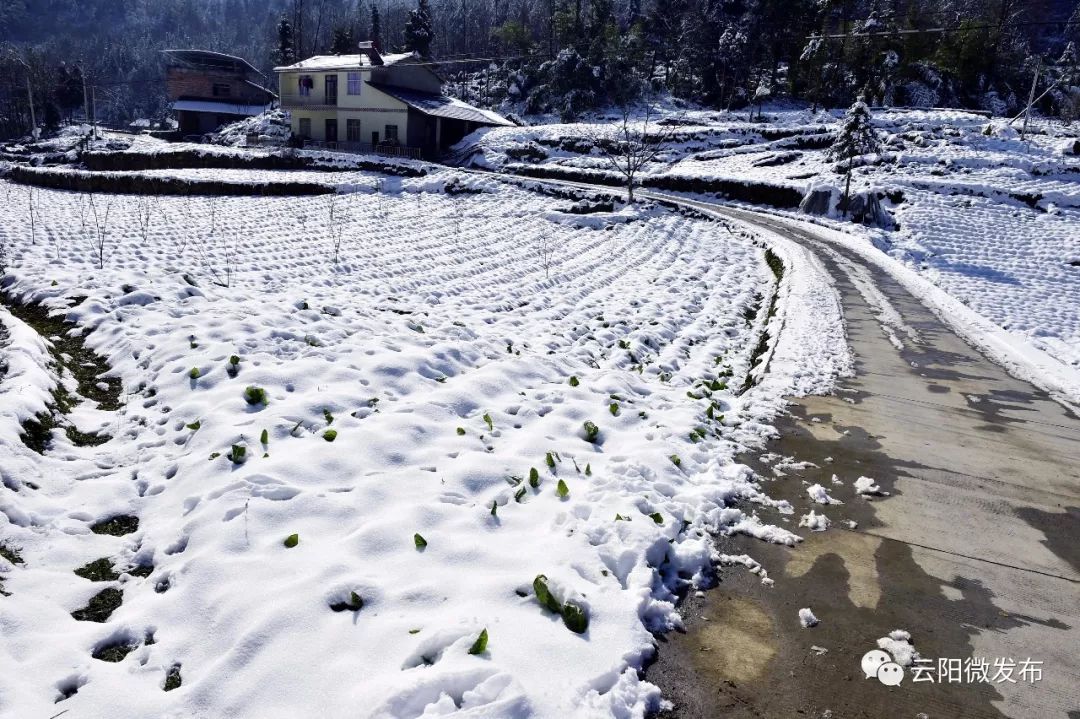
464,108,1080,373
0,174,846,717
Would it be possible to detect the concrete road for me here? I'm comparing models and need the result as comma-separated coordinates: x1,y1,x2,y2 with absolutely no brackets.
640,200,1080,719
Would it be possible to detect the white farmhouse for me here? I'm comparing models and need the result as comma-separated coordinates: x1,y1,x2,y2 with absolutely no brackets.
274,42,513,158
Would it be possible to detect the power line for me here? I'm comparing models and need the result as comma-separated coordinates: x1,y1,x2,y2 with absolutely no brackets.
811,18,1080,41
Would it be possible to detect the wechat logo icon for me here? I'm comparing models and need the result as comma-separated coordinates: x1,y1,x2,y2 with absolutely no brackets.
862,649,905,686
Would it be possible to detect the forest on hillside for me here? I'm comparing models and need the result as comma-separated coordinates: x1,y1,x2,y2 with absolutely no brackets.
1,0,1079,136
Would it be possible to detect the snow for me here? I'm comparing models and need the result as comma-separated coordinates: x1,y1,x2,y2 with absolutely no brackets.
212,110,292,147
806,483,842,505
854,476,885,496
798,607,819,628
456,108,1080,397
798,510,831,532
877,629,919,667
275,52,414,72
0,169,847,717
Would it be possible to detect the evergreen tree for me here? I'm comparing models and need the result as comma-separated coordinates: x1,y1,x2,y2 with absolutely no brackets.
404,0,435,57
827,99,882,217
330,26,356,54
370,3,383,52
275,16,296,65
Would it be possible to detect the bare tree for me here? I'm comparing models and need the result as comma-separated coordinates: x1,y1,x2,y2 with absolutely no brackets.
197,196,236,287
535,233,557,280
197,237,237,288
26,186,38,245
87,193,113,269
327,194,349,264
134,194,157,243
3,44,38,138
374,178,386,218
592,102,679,203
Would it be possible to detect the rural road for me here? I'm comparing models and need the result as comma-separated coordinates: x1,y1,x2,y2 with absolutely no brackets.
642,197,1080,719
487,171,1080,717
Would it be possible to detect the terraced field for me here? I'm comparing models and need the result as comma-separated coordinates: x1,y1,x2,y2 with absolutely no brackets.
0,173,839,718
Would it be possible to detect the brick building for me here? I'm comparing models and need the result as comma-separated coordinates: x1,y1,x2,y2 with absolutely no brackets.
164,49,276,137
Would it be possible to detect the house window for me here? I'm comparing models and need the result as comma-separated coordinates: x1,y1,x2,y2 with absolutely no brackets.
298,117,312,139
347,72,363,95
212,83,231,97
346,119,362,142
385,124,399,142
298,75,313,96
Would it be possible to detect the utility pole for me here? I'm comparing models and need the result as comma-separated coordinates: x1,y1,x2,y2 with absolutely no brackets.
82,66,90,133
1020,58,1041,141
25,72,37,138
91,83,98,139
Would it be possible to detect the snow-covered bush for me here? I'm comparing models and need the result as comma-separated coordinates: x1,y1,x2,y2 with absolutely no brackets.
213,110,291,147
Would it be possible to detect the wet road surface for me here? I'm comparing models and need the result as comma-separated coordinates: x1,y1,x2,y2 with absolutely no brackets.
643,201,1080,719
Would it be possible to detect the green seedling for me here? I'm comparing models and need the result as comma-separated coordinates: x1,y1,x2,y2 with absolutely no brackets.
585,464,592,476
514,487,527,502
649,512,664,525
414,533,428,550
482,413,493,431
283,533,299,548
545,452,556,469
244,386,268,406
562,601,589,634
529,468,540,488
189,367,200,379
609,403,619,416
323,409,334,425
568,376,580,387
533,575,561,613
669,454,682,468
468,629,488,655
456,427,466,436
186,420,201,431
330,591,364,612
323,429,338,442
229,445,246,464
490,501,498,517
583,421,599,443
260,429,268,444
556,480,569,499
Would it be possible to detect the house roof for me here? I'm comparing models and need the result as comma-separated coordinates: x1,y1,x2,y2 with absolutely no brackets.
369,84,515,127
274,52,414,73
243,78,278,99
164,49,264,78
172,99,270,116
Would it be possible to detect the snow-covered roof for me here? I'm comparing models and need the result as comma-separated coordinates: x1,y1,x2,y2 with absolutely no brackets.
274,52,414,73
370,84,515,127
172,100,270,116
